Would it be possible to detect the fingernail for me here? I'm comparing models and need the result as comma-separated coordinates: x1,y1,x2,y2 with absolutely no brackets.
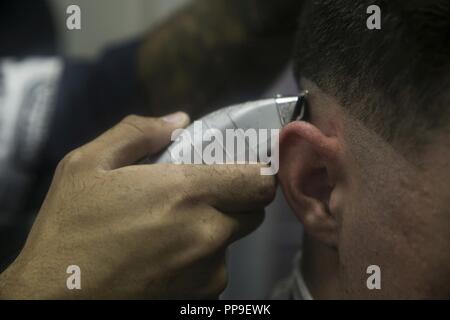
161,112,188,125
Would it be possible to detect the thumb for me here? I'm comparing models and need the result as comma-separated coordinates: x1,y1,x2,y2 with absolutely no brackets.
81,112,190,170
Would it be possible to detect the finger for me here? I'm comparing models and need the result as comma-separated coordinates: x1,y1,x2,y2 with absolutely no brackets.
193,205,266,253
80,113,190,170
177,164,277,212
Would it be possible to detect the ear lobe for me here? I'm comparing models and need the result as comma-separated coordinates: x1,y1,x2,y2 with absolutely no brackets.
278,121,342,248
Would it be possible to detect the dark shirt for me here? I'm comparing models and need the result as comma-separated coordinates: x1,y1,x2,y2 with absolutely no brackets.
0,40,146,271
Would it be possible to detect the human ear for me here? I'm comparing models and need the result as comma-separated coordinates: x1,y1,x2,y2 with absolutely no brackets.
278,120,343,248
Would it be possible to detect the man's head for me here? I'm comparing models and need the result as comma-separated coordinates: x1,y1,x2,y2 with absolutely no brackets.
278,0,450,298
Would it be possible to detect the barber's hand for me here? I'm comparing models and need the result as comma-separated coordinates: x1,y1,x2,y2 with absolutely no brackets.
0,113,276,299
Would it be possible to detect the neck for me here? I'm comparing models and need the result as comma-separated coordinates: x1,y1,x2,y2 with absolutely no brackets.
301,235,342,299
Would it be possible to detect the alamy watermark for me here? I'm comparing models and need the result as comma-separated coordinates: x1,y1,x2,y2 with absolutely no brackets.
169,121,280,176
66,5,81,30
66,265,81,290
366,5,381,30
366,265,381,290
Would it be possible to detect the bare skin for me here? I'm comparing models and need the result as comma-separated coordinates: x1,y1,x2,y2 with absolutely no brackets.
279,78,450,299
0,1,303,299
0,114,276,299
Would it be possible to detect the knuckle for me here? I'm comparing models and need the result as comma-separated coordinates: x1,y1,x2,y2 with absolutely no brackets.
121,114,162,132
120,115,164,147
178,166,203,200
149,165,198,207
120,115,148,137
257,175,277,204
167,165,192,189
196,220,232,254
121,114,143,125
196,224,216,250
58,149,88,173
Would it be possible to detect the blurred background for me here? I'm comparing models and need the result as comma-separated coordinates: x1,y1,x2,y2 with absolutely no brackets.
0,0,189,58
0,0,303,299
49,0,189,59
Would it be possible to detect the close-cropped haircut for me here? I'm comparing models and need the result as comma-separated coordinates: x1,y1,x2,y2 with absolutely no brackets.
294,0,450,146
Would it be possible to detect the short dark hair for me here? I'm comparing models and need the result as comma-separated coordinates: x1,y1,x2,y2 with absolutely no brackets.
294,0,450,146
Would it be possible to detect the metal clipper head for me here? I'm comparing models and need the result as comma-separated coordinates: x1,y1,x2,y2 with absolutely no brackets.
276,90,309,126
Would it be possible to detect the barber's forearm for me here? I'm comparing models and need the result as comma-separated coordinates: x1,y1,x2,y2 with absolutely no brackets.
138,0,302,118
0,261,43,300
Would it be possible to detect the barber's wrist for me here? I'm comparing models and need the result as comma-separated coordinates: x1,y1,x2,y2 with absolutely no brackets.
0,259,65,300
0,262,27,299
